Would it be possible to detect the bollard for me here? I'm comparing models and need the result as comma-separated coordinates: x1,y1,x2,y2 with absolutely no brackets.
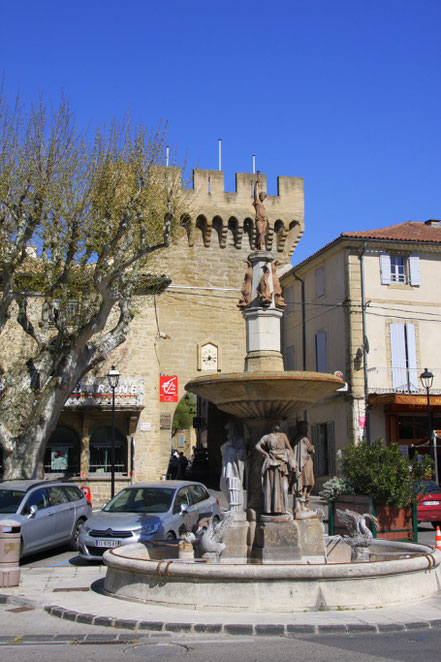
0,520,21,587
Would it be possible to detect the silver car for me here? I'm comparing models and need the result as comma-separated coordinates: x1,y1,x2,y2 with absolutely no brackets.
78,480,220,561
0,480,92,557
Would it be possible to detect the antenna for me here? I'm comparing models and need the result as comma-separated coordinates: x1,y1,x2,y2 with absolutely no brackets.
166,146,169,167
252,154,256,174
218,138,222,171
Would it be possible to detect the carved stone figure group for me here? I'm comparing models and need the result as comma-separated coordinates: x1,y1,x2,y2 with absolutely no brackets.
220,419,316,519
255,420,315,517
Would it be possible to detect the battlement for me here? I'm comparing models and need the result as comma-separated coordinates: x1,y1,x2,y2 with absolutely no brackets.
158,167,305,260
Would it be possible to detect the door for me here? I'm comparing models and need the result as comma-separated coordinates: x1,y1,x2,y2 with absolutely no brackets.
19,487,54,554
48,485,75,543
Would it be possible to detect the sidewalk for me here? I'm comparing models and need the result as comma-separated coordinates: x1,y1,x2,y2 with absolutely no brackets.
2,562,441,637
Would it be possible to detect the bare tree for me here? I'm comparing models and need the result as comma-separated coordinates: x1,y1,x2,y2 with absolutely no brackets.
0,91,185,479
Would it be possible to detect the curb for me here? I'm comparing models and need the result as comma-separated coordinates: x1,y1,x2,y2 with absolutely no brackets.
0,593,441,644
3,592,441,637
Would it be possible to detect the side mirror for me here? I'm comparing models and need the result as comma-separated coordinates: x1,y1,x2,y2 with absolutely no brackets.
180,504,188,514
28,505,38,518
101,503,107,510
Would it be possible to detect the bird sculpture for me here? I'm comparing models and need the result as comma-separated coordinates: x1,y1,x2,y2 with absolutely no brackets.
336,508,379,561
182,513,234,562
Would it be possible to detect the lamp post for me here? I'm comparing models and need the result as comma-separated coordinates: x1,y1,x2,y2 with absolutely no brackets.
107,365,120,499
420,368,434,470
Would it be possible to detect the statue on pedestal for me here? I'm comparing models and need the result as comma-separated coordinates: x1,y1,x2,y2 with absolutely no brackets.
255,421,296,515
220,421,246,513
253,177,269,251
237,259,253,309
291,421,315,517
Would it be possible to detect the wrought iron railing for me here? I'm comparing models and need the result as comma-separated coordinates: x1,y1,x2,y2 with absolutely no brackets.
367,367,441,395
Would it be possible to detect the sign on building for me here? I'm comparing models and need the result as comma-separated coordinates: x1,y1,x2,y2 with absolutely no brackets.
160,376,178,402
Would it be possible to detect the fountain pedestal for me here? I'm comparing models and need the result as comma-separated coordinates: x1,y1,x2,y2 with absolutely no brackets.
251,515,325,563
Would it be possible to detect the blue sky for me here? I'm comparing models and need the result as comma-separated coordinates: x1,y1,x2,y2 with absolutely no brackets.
1,0,440,264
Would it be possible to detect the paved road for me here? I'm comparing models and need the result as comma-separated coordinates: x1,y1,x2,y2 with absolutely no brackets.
1,625,441,662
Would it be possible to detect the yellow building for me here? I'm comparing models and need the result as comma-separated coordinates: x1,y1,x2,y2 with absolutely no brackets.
281,219,441,486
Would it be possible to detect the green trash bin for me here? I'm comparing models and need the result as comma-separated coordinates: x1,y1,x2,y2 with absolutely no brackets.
0,519,21,587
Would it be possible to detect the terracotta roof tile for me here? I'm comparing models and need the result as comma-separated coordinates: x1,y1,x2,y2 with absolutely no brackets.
342,221,441,243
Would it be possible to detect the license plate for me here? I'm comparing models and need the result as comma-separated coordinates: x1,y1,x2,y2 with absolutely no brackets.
423,500,440,506
96,539,120,548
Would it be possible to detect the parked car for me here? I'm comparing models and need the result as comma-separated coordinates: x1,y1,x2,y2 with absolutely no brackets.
0,479,92,557
415,480,441,528
78,480,220,561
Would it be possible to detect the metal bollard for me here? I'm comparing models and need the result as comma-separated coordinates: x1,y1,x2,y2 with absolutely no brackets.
0,520,21,587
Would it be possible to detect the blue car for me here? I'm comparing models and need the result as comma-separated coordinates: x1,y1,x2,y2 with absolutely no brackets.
78,480,220,560
0,480,92,557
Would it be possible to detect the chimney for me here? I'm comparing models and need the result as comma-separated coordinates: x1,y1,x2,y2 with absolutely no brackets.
425,220,441,227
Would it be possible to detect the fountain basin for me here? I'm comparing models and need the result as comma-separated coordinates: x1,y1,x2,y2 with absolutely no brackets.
103,542,441,612
185,371,344,419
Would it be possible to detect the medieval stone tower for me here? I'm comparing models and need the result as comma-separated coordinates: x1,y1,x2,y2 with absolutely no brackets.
154,168,305,477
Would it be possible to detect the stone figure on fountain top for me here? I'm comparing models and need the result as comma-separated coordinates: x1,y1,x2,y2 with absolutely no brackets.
220,421,246,516
255,421,296,516
291,421,316,519
253,176,269,251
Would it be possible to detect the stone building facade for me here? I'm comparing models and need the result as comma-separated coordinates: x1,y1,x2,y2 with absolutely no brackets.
280,219,441,488
1,168,304,504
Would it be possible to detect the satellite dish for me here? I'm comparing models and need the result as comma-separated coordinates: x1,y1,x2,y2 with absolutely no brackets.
363,336,370,354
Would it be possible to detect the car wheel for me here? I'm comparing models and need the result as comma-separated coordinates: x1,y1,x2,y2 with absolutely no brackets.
431,522,441,530
70,518,85,550
165,531,176,540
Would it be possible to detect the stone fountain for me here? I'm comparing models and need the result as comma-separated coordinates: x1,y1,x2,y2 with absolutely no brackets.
103,180,441,612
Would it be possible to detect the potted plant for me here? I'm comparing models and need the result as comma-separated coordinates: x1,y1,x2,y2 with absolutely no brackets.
321,439,432,541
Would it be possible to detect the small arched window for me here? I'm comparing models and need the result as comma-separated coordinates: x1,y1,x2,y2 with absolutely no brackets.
44,426,80,476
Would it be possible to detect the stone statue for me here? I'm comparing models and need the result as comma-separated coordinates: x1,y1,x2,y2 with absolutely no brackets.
220,421,246,513
291,421,315,516
256,263,272,307
255,421,296,515
271,263,286,309
237,259,253,309
253,177,269,251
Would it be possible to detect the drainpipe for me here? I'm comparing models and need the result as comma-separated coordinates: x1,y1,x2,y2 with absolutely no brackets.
360,242,371,444
293,272,307,422
293,273,306,371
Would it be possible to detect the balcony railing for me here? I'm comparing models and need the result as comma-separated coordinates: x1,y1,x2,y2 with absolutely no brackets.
367,367,441,395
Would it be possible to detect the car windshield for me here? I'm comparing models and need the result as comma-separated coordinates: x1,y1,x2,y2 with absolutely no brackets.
103,487,175,514
415,480,441,495
0,489,25,513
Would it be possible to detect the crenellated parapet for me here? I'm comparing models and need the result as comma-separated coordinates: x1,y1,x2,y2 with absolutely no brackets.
162,167,304,261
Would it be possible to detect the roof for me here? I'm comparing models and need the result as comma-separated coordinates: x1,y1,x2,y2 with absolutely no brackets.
286,220,441,274
342,220,441,243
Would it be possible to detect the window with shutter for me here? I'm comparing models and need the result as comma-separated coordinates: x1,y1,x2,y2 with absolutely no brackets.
315,331,327,372
390,322,418,392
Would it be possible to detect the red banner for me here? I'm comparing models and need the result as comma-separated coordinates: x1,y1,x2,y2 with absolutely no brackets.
160,376,178,402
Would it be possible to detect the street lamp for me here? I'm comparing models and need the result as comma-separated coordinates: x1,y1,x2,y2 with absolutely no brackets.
107,365,120,499
420,368,434,470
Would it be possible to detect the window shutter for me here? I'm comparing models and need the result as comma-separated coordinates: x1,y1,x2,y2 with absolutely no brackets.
315,267,325,297
390,323,407,390
284,285,293,314
327,421,336,475
405,323,418,391
311,424,319,476
285,345,295,371
380,254,391,285
409,255,420,286
315,331,327,372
